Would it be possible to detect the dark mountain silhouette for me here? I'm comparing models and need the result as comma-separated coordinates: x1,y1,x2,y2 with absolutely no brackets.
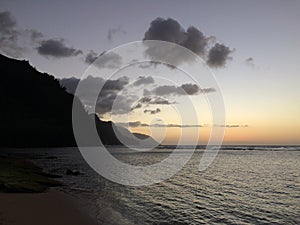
0,54,153,147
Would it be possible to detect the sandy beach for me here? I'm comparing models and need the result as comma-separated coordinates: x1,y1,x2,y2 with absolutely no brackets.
0,190,98,225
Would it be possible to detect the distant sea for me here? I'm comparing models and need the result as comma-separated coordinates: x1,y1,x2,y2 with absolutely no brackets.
2,146,299,224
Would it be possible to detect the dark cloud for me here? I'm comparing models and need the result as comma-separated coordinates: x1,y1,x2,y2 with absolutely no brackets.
207,43,233,68
181,83,199,95
0,11,21,57
85,50,122,69
0,11,87,60
181,26,209,56
103,76,129,91
130,96,173,112
152,85,184,96
85,50,98,64
133,76,155,86
107,26,126,41
148,83,215,96
0,11,36,57
143,17,232,68
36,39,82,58
144,18,184,43
61,76,188,115
144,108,161,114
129,121,141,127
130,103,143,111
97,93,137,115
60,76,133,115
0,11,17,34
139,96,174,105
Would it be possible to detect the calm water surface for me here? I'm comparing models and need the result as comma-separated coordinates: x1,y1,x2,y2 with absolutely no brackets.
3,147,299,224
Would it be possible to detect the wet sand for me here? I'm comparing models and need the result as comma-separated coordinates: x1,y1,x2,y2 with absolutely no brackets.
0,190,98,225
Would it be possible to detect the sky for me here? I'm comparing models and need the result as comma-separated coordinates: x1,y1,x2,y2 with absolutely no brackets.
1,0,300,145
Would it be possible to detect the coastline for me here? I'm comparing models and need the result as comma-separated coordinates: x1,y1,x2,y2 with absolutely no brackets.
0,155,99,225
0,189,98,225
0,151,134,225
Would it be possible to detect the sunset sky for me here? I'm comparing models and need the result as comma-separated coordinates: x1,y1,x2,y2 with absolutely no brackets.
1,0,299,145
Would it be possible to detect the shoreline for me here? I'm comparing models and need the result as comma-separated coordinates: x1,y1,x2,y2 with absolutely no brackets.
0,153,134,225
0,155,99,225
0,189,98,225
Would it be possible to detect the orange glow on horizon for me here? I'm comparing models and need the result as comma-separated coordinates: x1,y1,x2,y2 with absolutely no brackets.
130,125,300,145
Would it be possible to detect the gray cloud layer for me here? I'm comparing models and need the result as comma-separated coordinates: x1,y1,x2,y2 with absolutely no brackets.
60,75,133,115
84,50,122,69
61,76,211,115
143,17,233,68
139,96,174,105
143,18,211,55
36,39,82,58
130,96,174,112
144,108,161,114
0,11,24,57
1,12,233,69
85,50,98,64
0,11,84,59
145,83,215,96
207,43,232,68
0,11,44,57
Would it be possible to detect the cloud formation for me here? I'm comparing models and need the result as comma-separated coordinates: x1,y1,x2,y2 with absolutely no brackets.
143,17,232,68
0,11,17,37
85,50,98,64
130,103,143,111
139,96,173,105
84,50,122,69
146,83,215,96
133,76,155,86
0,11,44,57
181,26,210,56
0,11,22,57
128,121,141,127
61,77,200,115
144,108,161,114
130,96,173,112
0,11,83,59
207,43,233,68
36,39,82,58
60,76,134,115
144,18,184,43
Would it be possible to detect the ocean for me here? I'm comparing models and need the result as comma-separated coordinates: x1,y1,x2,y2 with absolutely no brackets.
2,146,299,224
